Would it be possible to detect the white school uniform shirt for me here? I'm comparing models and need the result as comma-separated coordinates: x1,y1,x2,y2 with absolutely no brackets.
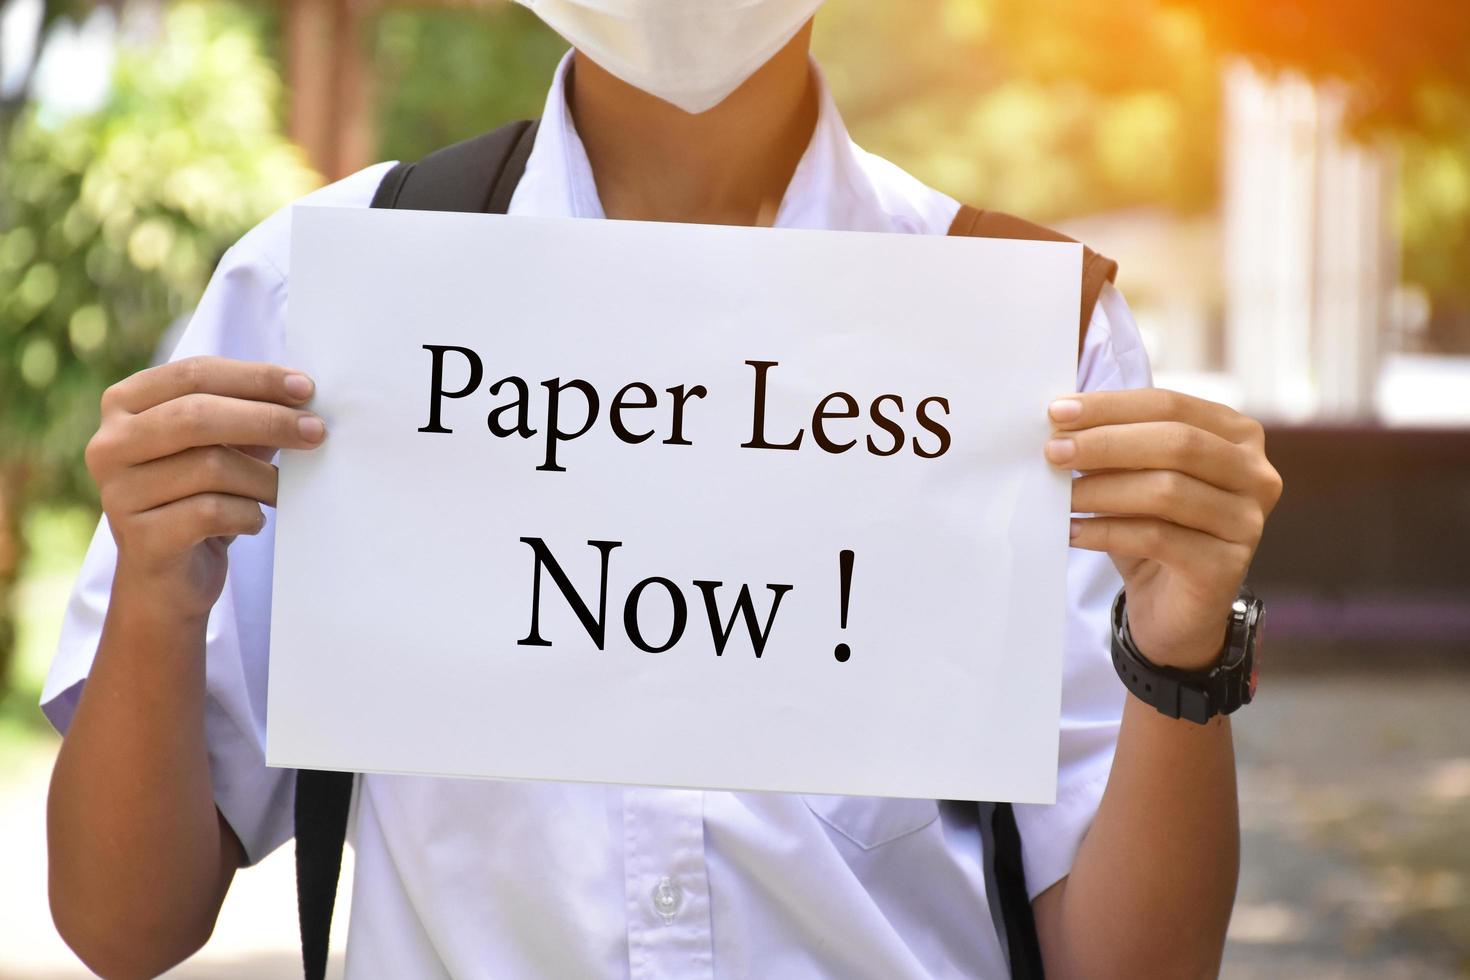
44,53,1151,979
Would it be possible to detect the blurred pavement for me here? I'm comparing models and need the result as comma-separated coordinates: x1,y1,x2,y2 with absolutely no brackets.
1224,670,1470,978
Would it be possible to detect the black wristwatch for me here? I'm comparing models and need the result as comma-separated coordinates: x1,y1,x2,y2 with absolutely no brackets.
1110,587,1264,724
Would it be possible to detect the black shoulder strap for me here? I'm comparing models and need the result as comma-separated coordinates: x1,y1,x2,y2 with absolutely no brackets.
293,769,354,980
370,118,540,214
990,801,1046,979
293,118,540,980
948,204,1119,362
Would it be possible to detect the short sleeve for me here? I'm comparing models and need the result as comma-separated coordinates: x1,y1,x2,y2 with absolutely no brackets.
1012,280,1153,898
39,162,396,864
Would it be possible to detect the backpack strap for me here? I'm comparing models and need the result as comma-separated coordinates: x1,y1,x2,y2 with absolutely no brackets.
948,204,1119,361
989,801,1047,979
293,118,541,980
370,118,540,213
294,769,354,980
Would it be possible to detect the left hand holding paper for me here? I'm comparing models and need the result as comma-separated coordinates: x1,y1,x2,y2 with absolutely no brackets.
1045,389,1283,670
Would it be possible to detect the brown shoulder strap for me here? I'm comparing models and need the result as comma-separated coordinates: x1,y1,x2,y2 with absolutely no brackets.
947,204,1118,359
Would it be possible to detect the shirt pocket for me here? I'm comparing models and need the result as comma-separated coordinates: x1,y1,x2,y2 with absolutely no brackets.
802,794,941,850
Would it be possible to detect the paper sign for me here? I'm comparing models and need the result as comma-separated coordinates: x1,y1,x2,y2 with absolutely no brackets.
267,206,1079,803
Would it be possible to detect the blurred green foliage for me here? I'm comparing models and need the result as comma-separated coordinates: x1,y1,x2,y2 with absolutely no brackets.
372,2,566,166
1399,104,1470,344
0,0,315,507
815,0,1221,221
0,506,92,760
0,0,313,695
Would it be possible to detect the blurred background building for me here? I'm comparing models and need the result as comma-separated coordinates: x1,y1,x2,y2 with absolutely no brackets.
1,1,1467,977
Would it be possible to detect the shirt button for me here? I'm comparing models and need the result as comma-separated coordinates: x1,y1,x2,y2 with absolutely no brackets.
651,875,683,925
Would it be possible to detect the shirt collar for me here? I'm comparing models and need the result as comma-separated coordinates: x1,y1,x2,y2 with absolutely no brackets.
508,50,899,233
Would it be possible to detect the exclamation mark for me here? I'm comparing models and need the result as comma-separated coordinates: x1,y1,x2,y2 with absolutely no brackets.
834,549,854,663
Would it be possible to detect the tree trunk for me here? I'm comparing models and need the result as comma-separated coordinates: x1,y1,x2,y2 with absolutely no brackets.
284,0,378,182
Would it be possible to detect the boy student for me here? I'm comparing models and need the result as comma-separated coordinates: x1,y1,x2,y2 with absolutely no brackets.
44,2,1282,978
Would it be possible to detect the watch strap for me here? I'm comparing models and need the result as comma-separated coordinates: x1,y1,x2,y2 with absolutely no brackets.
1110,589,1257,724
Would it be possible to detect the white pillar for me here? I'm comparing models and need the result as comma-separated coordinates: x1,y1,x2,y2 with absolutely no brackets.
1221,61,1394,422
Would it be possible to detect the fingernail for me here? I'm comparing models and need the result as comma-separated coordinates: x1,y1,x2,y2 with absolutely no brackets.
1049,398,1083,422
298,415,326,442
284,373,314,400
1045,437,1076,464
1070,518,1083,539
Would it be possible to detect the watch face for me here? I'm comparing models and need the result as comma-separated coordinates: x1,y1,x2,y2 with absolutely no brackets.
1247,604,1264,701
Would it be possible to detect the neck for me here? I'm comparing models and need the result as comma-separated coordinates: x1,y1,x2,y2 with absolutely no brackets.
568,23,818,226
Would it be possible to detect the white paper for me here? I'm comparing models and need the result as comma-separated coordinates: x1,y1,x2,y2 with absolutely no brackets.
268,206,1079,803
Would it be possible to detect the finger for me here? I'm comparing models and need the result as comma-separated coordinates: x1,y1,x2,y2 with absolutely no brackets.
103,356,314,416
133,493,267,554
105,446,279,515
1071,471,1264,545
1070,515,1252,583
118,393,326,465
1049,389,1263,446
1046,421,1258,493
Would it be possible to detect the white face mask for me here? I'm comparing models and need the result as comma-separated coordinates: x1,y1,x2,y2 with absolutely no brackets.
516,0,824,115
